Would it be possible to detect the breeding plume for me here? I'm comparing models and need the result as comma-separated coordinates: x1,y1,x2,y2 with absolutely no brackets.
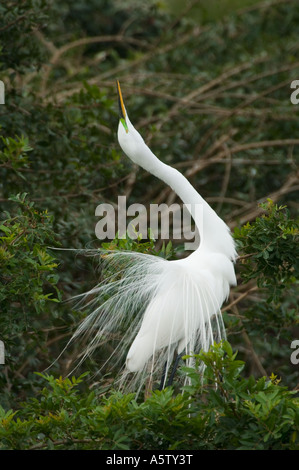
71,81,237,392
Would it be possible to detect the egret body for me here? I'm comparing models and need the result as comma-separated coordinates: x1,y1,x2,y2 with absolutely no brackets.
71,82,237,392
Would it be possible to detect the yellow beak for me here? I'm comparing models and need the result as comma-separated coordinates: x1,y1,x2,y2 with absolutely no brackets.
117,80,126,120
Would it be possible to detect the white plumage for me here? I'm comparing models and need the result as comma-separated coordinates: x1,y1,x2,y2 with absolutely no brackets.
70,82,237,392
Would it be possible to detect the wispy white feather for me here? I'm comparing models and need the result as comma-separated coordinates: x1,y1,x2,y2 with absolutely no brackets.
65,245,235,393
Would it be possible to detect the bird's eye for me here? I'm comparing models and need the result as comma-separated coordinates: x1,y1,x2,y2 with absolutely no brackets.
120,118,129,133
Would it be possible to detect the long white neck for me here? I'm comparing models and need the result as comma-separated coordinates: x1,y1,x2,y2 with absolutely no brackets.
118,118,236,261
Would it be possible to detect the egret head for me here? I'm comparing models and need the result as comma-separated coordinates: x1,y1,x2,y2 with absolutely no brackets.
116,80,147,163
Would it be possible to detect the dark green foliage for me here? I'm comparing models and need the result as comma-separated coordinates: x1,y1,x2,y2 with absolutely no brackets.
0,193,64,408
0,0,49,72
0,193,60,315
102,230,176,259
234,199,298,301
0,343,298,450
230,202,298,389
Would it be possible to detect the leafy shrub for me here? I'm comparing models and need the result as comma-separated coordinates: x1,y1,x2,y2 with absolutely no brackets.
0,193,63,408
0,342,298,450
234,199,298,302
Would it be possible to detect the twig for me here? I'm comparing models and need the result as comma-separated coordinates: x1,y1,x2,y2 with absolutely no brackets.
229,172,299,226
0,14,26,32
216,144,232,213
185,139,299,179
229,291,268,377
222,286,259,312
49,26,205,102
194,77,296,155
39,34,150,96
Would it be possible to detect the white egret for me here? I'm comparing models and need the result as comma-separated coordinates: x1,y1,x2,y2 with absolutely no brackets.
71,81,237,393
